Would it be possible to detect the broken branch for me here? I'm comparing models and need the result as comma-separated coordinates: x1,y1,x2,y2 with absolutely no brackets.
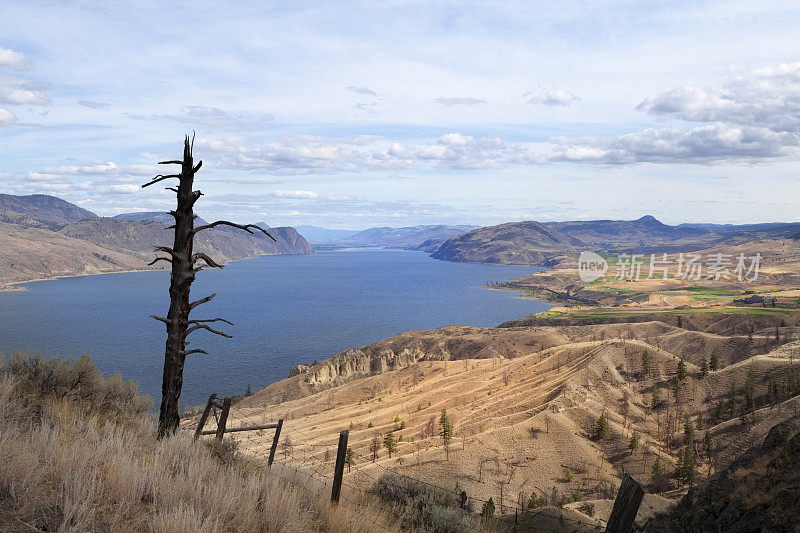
142,174,181,188
192,253,223,269
192,220,275,241
189,293,216,310
186,324,232,338
148,256,172,266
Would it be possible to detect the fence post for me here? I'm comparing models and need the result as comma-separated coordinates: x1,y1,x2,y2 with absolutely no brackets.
268,419,283,467
605,474,644,533
331,429,349,503
194,393,217,441
215,397,231,442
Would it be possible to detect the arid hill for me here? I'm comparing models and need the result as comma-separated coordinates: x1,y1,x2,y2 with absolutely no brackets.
205,312,800,529
431,216,800,265
0,193,97,228
0,194,313,289
431,221,584,265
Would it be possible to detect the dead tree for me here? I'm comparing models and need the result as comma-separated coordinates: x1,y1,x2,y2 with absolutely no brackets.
144,134,274,438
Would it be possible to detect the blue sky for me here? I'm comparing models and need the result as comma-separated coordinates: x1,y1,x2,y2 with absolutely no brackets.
1,1,800,228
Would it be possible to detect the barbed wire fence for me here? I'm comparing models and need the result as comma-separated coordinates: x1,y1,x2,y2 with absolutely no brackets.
185,396,602,532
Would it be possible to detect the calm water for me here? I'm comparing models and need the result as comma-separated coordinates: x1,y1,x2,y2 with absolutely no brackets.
0,249,549,407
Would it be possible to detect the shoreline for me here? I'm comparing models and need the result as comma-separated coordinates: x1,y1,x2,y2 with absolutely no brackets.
2,267,167,292
0,251,302,293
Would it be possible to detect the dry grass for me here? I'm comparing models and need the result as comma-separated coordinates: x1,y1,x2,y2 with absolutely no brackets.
0,353,396,532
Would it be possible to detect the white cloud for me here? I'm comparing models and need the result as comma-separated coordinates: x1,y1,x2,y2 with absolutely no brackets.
527,89,579,107
78,100,110,109
553,62,800,164
637,62,800,133
0,108,15,126
551,123,797,164
434,97,486,106
272,189,319,199
105,184,139,194
0,87,49,105
154,106,273,130
347,86,377,96
0,47,29,70
196,135,415,173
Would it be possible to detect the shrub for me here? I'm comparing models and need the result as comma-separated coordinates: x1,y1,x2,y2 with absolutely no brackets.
371,473,480,532
1,353,152,420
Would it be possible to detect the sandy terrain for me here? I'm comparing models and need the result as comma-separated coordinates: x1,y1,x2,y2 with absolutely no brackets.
186,316,800,528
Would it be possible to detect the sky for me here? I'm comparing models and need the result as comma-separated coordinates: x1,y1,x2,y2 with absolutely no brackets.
1,1,800,229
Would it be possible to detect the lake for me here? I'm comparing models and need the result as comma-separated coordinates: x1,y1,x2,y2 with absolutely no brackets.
0,249,549,407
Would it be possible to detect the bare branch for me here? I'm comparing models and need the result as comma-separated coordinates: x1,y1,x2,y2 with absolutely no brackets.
165,187,179,193
187,324,232,338
188,318,234,326
154,246,179,260
148,256,172,266
150,315,169,324
181,349,208,356
189,293,216,310
142,174,181,188
159,160,183,165
192,161,202,173
192,253,223,269
192,220,275,241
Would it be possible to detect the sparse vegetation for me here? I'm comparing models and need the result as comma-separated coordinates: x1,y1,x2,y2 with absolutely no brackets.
0,354,391,532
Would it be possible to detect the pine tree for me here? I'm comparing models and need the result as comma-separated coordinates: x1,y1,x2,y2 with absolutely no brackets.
383,431,397,458
699,357,708,378
440,409,453,460
651,386,661,410
652,456,663,489
677,358,687,381
683,416,694,446
710,353,719,371
440,409,453,446
595,413,608,440
641,351,651,377
629,431,640,454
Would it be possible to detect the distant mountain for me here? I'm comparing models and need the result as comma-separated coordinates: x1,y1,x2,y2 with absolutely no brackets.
0,194,313,287
114,211,211,226
0,194,97,228
342,224,478,249
546,215,713,247
293,225,358,244
432,215,800,266
431,221,584,265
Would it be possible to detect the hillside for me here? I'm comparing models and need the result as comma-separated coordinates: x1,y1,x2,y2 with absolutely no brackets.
431,221,584,265
294,225,359,244
0,354,392,532
665,418,800,531
432,216,800,266
207,312,800,529
0,194,313,289
547,215,717,249
0,193,97,228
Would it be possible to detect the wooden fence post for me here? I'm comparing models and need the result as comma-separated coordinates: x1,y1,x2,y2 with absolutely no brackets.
215,397,231,442
331,429,349,503
268,419,283,467
605,474,644,533
194,393,217,441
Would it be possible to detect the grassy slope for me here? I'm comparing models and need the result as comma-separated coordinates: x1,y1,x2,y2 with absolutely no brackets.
0,354,391,533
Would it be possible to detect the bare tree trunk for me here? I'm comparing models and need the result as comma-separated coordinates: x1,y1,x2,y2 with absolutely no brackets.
144,135,272,439
158,138,197,438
